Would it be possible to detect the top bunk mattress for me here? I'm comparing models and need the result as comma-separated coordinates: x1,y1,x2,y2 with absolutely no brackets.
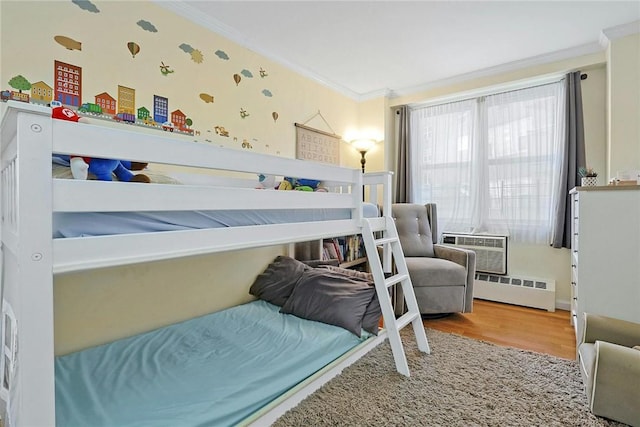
53,203,380,238
55,299,368,427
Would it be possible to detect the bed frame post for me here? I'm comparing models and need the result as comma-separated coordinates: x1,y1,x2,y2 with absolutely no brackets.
4,106,56,426
363,171,394,271
381,172,393,271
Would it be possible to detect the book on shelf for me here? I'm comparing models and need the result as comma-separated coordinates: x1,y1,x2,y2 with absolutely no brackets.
342,234,365,262
332,239,343,262
321,235,364,263
322,240,339,261
323,238,347,262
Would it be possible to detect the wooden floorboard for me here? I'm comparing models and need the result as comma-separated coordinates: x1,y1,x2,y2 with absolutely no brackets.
422,299,577,360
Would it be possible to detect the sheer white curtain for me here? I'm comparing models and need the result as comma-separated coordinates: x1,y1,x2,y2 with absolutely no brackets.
409,99,479,234
410,81,566,244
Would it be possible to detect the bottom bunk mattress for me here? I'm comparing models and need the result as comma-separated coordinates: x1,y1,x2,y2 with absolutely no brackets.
52,203,380,238
55,300,368,427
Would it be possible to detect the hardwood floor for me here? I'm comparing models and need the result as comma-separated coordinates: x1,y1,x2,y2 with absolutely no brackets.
421,299,577,360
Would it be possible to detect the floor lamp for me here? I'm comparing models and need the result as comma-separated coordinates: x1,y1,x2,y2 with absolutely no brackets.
348,138,378,200
348,138,378,174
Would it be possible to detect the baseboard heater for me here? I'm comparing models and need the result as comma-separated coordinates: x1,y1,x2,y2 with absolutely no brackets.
473,273,556,312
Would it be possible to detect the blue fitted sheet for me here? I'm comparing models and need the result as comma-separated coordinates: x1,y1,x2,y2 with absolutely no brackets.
53,203,379,238
55,300,367,427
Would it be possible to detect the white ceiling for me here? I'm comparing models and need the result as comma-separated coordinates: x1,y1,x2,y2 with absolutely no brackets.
163,1,640,99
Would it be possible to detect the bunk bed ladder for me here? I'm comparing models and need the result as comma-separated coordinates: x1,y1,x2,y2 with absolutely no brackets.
362,216,430,377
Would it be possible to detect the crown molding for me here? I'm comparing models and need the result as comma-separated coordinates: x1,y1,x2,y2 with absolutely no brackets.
389,41,604,99
151,0,363,101
356,88,392,102
599,20,640,48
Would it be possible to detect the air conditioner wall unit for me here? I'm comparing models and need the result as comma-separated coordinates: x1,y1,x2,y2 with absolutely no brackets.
441,233,507,275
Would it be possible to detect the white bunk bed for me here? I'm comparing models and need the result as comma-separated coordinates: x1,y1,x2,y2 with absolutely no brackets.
0,102,429,427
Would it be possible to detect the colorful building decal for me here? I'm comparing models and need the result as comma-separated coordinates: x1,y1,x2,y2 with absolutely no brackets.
153,95,168,124
54,60,81,106
117,85,135,115
137,106,150,120
95,92,116,115
30,81,53,105
171,109,186,129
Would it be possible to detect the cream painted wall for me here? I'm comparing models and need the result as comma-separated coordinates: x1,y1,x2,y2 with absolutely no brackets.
386,52,610,309
606,33,640,179
351,97,386,173
580,66,607,180
0,1,363,354
54,246,283,355
390,52,606,107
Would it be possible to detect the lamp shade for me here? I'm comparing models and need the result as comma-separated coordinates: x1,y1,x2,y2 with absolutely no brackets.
349,138,378,153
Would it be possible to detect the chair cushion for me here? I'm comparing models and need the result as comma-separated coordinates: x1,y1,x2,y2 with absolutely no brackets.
579,343,596,380
405,257,466,287
392,204,434,257
578,342,596,403
414,285,466,314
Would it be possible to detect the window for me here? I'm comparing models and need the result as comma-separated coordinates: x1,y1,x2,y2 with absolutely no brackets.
410,81,565,244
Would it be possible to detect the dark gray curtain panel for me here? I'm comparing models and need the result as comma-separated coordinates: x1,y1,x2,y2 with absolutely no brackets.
552,71,586,249
395,105,411,203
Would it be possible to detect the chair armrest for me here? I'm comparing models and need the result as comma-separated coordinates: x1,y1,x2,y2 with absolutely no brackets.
433,244,476,313
582,313,640,347
590,341,640,425
433,244,474,268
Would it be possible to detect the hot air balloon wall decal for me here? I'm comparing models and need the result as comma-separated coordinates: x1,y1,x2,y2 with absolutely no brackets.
127,42,140,58
272,112,278,123
233,73,241,86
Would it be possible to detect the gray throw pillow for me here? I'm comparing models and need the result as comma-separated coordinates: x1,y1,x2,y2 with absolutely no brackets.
361,292,381,335
249,256,310,306
280,269,375,337
301,259,340,268
317,265,381,335
318,265,373,282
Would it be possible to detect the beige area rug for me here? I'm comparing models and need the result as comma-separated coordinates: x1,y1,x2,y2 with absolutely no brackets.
273,328,626,427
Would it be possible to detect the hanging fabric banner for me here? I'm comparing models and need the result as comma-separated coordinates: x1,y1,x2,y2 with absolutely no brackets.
295,123,341,165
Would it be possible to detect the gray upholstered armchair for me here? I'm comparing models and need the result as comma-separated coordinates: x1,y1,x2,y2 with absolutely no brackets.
578,313,640,426
391,203,475,315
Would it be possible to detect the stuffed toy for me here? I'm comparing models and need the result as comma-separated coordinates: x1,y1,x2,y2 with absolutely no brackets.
278,177,321,191
52,106,150,183
277,179,293,190
56,155,151,182
257,173,276,189
88,159,149,182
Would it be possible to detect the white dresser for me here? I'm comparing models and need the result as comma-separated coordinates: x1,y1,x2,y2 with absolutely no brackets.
570,185,640,342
